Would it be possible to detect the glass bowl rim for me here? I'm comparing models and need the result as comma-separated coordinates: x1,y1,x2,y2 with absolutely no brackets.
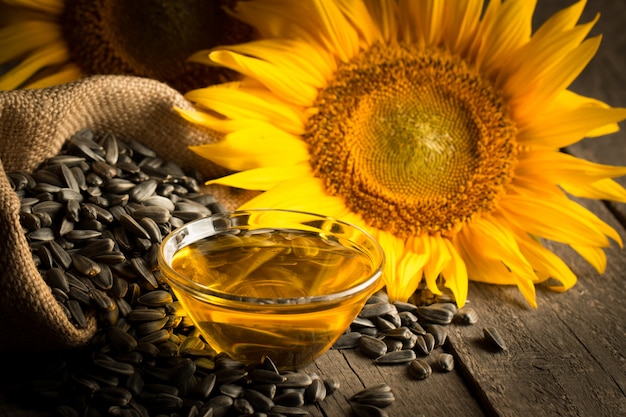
158,208,385,306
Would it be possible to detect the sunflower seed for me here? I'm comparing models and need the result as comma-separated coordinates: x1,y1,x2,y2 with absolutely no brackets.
66,299,88,328
359,302,397,318
108,326,138,352
438,353,454,372
136,290,173,307
268,405,309,416
483,326,507,351
380,326,412,340
249,369,287,384
456,307,479,325
374,349,416,365
408,359,432,380
333,332,362,349
45,268,70,292
93,386,132,407
359,334,388,358
305,378,326,404
274,390,305,407
65,229,102,241
351,384,395,408
416,305,454,325
427,324,448,347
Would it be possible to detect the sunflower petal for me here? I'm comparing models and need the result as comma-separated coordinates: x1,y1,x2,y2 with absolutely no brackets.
421,234,449,296
362,0,398,43
517,106,626,148
475,0,536,76
0,41,68,90
0,20,61,62
190,127,309,171
499,195,610,247
516,233,577,291
441,0,483,55
570,244,607,274
208,49,319,106
24,63,81,89
561,178,626,204
185,85,306,134
239,176,350,217
206,163,312,191
514,35,601,114
502,15,598,104
440,238,469,308
516,150,626,185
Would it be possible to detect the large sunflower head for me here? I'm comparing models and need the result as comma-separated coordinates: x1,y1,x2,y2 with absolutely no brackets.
0,0,255,92
180,0,626,308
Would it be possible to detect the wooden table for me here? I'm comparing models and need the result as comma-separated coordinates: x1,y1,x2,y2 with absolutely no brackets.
2,1,625,416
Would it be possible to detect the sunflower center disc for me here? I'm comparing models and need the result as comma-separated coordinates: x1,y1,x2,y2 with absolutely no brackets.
61,0,254,91
305,43,518,237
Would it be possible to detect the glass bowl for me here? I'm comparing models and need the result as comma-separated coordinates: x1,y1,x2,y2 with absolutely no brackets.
158,208,385,370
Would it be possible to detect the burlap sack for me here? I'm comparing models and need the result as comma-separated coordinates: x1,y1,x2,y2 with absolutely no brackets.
0,75,255,351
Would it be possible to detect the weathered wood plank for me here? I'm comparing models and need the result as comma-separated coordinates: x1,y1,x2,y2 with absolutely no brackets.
447,197,626,417
306,348,487,417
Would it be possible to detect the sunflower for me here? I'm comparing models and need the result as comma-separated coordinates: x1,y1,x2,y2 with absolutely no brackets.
179,0,626,308
0,0,255,92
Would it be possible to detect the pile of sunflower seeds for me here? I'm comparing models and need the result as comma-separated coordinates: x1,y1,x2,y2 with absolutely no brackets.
9,129,342,417
334,289,480,386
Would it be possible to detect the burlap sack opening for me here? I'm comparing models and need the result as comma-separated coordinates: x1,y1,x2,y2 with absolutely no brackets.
0,75,256,352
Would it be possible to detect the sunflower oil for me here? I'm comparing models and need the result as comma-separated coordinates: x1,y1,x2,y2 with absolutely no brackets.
168,229,378,369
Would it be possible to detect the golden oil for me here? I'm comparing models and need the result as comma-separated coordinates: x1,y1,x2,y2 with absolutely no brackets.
168,229,378,369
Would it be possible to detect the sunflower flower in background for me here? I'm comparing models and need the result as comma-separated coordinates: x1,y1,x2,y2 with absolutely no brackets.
181,0,626,308
0,0,255,92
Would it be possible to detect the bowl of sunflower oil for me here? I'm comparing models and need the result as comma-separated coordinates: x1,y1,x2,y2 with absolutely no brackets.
158,208,385,370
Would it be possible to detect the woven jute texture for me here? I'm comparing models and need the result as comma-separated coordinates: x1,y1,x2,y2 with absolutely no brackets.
0,75,253,351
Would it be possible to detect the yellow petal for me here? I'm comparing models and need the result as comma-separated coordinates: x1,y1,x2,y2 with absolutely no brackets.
475,0,536,77
362,0,398,43
460,217,538,306
3,0,62,15
206,39,335,89
515,232,577,291
570,244,607,274
185,85,306,135
0,20,61,63
561,178,626,204
335,0,381,48
239,176,349,217
24,63,81,88
511,35,601,116
420,234,450,296
440,238,469,308
177,108,275,135
516,150,626,185
208,49,318,107
501,15,597,103
398,0,444,47
0,41,67,90
441,0,482,55
312,0,360,62
190,126,309,171
499,194,610,247
517,106,626,148
206,163,312,191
